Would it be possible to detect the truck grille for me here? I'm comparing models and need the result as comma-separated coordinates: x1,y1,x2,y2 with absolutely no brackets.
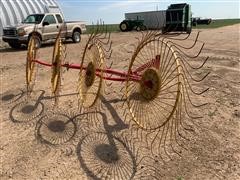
3,28,17,37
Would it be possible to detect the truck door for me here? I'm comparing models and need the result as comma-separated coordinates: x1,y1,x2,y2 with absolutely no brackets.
55,14,67,38
42,14,59,40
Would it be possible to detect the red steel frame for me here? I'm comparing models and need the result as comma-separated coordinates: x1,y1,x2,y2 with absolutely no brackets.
32,55,160,84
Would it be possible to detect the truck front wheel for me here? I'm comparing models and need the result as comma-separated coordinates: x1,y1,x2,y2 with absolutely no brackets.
33,36,41,49
8,42,21,49
72,31,81,43
28,35,41,49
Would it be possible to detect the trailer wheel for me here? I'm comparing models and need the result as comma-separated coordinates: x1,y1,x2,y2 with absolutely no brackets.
119,21,129,32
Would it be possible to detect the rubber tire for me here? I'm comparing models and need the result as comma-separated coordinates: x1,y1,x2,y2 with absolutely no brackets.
119,22,129,32
162,27,167,34
136,25,147,31
27,35,41,49
8,42,21,49
72,31,81,43
186,27,192,34
33,35,41,49
141,25,147,31
136,26,141,31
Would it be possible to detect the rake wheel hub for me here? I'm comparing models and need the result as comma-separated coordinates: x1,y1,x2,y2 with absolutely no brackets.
85,62,96,87
140,68,160,101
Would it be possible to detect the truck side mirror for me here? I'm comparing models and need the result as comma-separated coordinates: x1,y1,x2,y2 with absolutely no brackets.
43,22,49,26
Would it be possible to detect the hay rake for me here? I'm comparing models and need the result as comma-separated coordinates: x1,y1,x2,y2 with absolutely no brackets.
23,25,210,178
26,25,209,133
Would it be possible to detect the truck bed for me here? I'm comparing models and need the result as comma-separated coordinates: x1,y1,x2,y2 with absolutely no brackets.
65,21,86,24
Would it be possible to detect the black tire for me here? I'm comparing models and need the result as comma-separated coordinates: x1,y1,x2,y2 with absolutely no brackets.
141,25,147,31
136,26,141,31
119,21,129,32
27,35,41,49
186,27,192,34
8,42,21,49
34,35,41,49
135,25,146,31
207,19,212,25
161,27,167,34
72,31,81,43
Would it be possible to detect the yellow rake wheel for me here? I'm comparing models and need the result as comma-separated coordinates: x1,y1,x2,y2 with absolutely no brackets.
26,35,38,93
126,35,182,130
51,36,63,103
78,42,104,108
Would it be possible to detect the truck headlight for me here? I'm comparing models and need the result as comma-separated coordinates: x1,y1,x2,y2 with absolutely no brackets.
18,28,26,36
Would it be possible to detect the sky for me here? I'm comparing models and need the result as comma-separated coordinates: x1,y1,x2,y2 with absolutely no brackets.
57,0,240,24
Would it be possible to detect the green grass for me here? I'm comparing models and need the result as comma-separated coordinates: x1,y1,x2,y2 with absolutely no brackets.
193,19,240,29
84,19,240,34
176,177,184,180
85,24,120,34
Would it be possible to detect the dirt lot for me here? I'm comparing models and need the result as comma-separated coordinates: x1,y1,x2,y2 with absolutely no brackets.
0,24,240,180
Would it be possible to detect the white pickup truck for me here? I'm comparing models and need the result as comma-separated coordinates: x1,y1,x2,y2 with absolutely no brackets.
2,13,86,49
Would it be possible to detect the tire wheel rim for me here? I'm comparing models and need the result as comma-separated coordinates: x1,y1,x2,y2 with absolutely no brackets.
74,33,80,42
35,39,40,49
121,24,127,30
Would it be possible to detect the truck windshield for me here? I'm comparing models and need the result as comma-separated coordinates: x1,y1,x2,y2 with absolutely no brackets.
23,14,44,24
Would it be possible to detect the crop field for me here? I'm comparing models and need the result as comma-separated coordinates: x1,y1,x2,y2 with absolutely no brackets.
85,19,240,33
0,24,240,179
193,19,240,29
85,24,121,33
